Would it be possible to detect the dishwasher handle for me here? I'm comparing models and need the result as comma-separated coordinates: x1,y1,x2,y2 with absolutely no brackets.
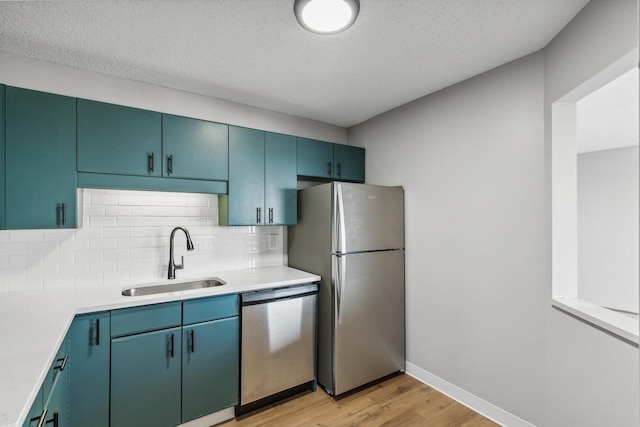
241,283,319,306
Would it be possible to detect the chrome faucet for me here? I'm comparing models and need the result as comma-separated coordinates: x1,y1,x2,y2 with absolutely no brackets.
168,227,195,279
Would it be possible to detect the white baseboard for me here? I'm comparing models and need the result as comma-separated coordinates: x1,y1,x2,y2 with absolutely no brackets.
405,362,536,427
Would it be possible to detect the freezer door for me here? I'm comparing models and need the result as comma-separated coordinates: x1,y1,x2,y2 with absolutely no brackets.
333,183,404,254
332,250,405,396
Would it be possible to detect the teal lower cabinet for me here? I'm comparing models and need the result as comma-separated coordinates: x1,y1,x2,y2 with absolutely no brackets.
23,337,70,427
68,312,110,427
22,388,43,427
111,327,183,427
182,317,239,422
110,295,239,426
23,295,240,427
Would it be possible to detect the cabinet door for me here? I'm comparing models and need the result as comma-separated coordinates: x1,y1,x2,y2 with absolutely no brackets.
69,312,110,427
333,144,365,182
227,126,265,225
22,388,43,427
77,99,161,177
265,132,297,225
297,137,333,179
162,114,228,181
43,337,70,427
5,87,77,229
182,317,239,422
111,327,182,427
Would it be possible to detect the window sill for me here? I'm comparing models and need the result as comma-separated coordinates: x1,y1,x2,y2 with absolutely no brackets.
551,297,639,345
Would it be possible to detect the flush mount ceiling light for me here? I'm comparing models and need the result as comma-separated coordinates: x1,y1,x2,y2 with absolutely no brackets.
294,0,360,35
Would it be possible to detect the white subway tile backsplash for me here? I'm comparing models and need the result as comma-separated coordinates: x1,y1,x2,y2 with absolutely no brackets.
89,217,118,228
75,250,104,263
131,206,156,216
117,217,143,227
27,241,58,253
9,230,44,242
90,239,117,251
75,228,103,239
0,189,285,291
104,249,131,260
9,278,42,292
141,217,166,227
91,194,119,206
105,206,132,216
0,242,26,255
103,228,130,239
90,260,117,273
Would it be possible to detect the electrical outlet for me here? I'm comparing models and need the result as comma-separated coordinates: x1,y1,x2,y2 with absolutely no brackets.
269,234,279,250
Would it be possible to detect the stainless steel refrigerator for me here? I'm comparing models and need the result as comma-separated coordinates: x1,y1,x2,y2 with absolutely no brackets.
288,182,405,396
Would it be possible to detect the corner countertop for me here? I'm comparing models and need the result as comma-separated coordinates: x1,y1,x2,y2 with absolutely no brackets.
0,266,320,427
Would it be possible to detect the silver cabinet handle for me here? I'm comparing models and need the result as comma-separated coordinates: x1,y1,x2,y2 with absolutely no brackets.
54,354,69,372
188,330,195,353
256,207,262,224
148,153,155,173
33,409,47,427
94,318,100,346
167,155,173,175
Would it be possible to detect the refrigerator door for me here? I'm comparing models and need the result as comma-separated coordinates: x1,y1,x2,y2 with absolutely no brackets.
332,249,405,396
333,183,404,254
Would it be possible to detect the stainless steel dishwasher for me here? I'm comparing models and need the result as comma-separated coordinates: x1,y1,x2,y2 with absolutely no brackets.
237,282,318,415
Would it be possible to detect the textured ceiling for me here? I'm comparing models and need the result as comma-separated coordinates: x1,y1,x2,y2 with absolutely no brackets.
0,0,590,127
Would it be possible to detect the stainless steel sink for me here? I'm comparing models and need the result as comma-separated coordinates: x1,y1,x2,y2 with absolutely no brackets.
122,278,226,296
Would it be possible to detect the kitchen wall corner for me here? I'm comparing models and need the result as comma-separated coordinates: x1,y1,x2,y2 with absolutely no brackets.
0,189,286,293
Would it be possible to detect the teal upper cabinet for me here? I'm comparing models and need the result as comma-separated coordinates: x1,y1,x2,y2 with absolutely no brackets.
5,87,77,229
162,114,228,181
220,127,297,225
265,132,297,225
333,144,365,182
77,99,162,177
220,126,265,225
297,137,365,183
297,137,333,179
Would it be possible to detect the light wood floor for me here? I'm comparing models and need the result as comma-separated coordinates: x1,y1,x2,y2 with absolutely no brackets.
219,374,499,427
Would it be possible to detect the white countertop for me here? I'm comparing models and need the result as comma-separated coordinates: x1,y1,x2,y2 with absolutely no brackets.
0,266,320,427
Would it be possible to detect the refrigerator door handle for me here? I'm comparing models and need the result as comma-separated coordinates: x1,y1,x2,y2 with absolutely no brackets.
336,183,347,254
336,254,346,325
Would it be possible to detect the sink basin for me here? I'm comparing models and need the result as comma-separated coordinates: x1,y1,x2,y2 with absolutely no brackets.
122,278,226,296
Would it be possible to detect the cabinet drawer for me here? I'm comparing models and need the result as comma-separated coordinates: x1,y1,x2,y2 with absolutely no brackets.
111,301,181,337
183,294,238,325
43,339,69,401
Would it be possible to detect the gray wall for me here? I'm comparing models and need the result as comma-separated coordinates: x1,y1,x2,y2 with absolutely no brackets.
578,146,639,313
349,51,547,425
545,1,639,426
349,1,640,426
